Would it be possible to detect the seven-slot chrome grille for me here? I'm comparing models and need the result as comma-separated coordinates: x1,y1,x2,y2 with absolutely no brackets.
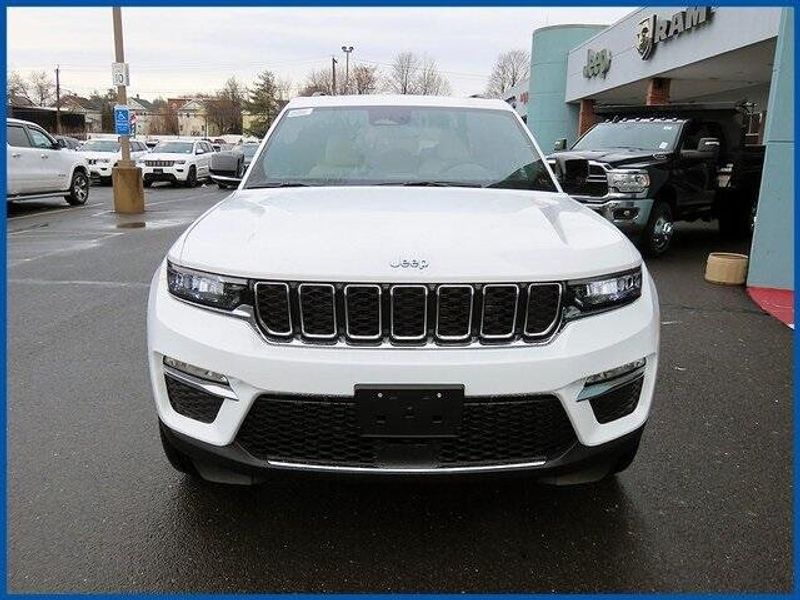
253,281,563,346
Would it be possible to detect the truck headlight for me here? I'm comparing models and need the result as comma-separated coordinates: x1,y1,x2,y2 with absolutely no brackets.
607,170,649,193
567,267,642,314
175,160,186,165
167,261,249,310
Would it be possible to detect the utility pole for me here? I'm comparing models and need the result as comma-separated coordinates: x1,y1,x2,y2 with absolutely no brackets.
331,56,338,95
55,65,61,135
341,46,354,94
112,7,131,164
110,6,144,214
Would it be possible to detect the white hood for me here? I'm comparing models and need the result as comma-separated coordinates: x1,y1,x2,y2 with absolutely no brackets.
173,186,641,282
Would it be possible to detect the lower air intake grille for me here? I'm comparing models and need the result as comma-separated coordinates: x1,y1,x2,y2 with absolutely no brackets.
165,374,224,424
235,393,577,468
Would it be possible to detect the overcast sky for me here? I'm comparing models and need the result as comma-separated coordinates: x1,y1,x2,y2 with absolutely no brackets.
8,7,631,100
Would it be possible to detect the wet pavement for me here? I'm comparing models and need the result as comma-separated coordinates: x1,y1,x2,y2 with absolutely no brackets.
7,185,793,592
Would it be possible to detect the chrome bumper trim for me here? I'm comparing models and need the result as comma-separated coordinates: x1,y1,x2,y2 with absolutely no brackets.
267,459,547,474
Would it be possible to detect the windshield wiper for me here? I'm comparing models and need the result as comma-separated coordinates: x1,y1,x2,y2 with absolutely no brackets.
247,182,311,189
376,181,481,188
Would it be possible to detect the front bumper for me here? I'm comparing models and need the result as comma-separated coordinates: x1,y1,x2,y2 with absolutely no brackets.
141,165,189,183
148,262,660,474
88,163,113,180
576,196,654,236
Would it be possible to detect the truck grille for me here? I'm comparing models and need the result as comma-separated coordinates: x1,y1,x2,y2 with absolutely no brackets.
145,160,175,167
253,281,563,346
552,161,609,198
235,393,577,468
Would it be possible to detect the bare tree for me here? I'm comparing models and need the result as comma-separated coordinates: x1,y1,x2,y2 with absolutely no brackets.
386,52,451,95
387,52,420,94
350,64,380,95
486,49,530,98
416,58,451,96
276,77,294,101
27,70,55,106
204,77,246,134
299,68,337,96
7,71,31,104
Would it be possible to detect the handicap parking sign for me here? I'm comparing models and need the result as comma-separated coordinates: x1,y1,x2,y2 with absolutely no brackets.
114,105,131,136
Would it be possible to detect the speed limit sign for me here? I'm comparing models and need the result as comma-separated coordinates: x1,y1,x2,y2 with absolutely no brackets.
112,62,129,87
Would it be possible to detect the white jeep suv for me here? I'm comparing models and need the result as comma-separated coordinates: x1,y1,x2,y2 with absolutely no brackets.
138,139,213,188
79,138,149,185
7,118,90,205
148,96,659,485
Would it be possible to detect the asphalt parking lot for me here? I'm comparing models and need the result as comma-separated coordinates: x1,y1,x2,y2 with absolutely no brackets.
7,184,793,592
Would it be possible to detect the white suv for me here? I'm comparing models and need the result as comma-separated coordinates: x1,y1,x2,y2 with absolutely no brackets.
79,138,149,185
138,139,213,188
7,118,90,205
148,96,659,485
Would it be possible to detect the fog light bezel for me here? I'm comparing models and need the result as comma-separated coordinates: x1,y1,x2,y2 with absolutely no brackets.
163,356,229,385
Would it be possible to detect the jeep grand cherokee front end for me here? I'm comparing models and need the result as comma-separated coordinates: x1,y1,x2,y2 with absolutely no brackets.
148,96,659,485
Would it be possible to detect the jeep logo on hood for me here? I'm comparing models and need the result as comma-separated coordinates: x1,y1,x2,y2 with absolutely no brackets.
390,258,429,270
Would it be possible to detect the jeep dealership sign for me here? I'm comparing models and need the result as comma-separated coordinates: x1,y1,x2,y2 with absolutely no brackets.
636,6,713,59
583,48,612,78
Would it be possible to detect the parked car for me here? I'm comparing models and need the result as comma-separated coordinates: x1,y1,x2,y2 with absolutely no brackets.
7,118,90,205
78,138,149,185
55,135,81,151
149,95,659,486
209,141,260,188
137,139,214,187
549,103,764,255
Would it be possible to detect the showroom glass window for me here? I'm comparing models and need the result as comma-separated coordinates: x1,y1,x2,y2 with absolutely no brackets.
573,122,681,152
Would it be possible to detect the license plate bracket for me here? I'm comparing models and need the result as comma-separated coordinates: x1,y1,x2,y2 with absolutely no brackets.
153,168,163,174
355,384,464,438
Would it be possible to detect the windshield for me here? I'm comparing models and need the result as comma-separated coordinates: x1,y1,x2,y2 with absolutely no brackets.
572,121,682,152
81,140,120,153
245,105,556,191
242,144,259,158
154,141,194,154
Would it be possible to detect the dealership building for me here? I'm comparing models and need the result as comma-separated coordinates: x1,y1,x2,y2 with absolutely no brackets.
527,6,794,323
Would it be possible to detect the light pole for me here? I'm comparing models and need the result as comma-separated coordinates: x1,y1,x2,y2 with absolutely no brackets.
111,6,144,214
341,45,354,93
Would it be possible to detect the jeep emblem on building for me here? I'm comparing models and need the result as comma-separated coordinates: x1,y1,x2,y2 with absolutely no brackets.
583,48,612,78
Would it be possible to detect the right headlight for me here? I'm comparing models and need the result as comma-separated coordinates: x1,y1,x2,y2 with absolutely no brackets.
566,267,642,316
607,170,650,193
166,261,249,311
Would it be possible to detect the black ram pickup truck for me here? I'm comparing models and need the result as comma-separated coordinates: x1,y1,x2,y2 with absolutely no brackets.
550,104,764,256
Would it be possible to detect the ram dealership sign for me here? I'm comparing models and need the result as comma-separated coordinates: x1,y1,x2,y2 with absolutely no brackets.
636,6,713,59
583,48,612,78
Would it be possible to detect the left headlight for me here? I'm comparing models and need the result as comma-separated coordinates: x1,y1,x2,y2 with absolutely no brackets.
167,261,249,310
607,170,649,193
567,267,642,315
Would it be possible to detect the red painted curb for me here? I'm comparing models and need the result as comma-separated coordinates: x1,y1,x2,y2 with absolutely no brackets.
747,287,795,328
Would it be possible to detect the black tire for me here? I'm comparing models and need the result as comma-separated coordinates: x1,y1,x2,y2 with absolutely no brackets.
640,200,674,257
143,179,152,188
217,182,228,190
101,176,113,186
184,166,198,188
64,170,90,206
159,424,198,476
718,191,753,240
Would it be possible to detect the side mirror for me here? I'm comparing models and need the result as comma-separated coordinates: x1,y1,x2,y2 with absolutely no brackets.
697,137,720,153
553,156,589,188
196,148,205,155
51,141,62,150
553,138,568,152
